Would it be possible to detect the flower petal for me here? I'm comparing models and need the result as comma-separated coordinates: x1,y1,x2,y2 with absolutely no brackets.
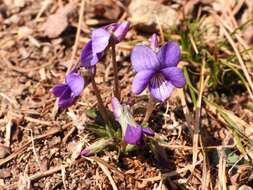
58,97,75,108
113,21,129,43
149,76,174,102
58,88,76,108
142,127,155,136
157,42,181,68
103,23,118,31
131,45,159,72
80,40,93,67
80,149,91,157
111,97,122,121
124,125,143,145
92,28,110,55
160,67,186,88
132,70,155,94
150,33,158,50
80,40,103,68
52,84,68,97
65,72,85,96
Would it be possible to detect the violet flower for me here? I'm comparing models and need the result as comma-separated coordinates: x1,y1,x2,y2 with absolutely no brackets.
131,35,186,102
52,71,85,108
111,97,154,146
80,21,130,68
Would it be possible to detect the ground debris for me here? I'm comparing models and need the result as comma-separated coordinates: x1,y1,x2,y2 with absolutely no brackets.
42,2,77,38
128,0,177,32
0,0,253,189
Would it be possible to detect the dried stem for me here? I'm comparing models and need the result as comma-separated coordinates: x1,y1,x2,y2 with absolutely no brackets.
143,95,156,123
67,0,86,73
91,78,109,123
111,42,121,100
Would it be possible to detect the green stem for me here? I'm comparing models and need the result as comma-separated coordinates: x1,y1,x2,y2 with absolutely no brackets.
111,42,120,100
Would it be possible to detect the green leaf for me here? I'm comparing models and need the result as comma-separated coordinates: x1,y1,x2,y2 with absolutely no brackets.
85,108,98,119
86,124,108,137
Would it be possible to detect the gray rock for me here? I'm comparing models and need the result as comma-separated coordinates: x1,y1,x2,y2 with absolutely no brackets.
128,0,177,32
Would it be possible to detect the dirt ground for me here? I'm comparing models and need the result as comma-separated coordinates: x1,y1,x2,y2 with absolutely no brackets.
0,0,253,189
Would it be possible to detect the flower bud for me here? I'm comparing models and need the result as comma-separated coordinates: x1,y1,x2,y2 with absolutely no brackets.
80,138,114,156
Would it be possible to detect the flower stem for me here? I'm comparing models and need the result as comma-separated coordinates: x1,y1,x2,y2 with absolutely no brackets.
143,95,156,123
91,78,109,123
111,42,120,100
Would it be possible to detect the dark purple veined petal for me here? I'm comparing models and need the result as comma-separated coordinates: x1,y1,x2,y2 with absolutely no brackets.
80,40,93,68
157,42,181,68
149,74,174,102
113,21,130,43
58,97,76,108
52,84,68,97
91,28,111,55
80,40,104,68
142,127,155,136
131,45,159,72
65,72,85,97
111,97,122,121
132,70,155,94
58,87,76,108
160,67,186,88
124,124,143,145
150,33,158,50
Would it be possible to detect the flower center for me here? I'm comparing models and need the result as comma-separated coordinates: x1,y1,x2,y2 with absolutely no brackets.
150,72,165,87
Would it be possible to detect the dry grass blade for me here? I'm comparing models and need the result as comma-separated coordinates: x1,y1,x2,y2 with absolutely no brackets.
218,148,227,190
97,162,118,190
163,160,202,179
67,0,86,73
178,89,194,130
84,156,125,180
0,127,61,167
160,144,235,150
215,14,253,67
0,93,19,109
61,165,67,190
192,59,206,169
6,165,64,190
5,118,13,147
194,59,211,189
219,24,253,100
155,15,165,44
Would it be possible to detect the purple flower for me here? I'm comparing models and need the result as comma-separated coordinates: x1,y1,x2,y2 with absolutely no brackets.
111,97,154,146
124,124,155,146
52,71,85,108
150,33,158,51
80,21,130,68
131,36,186,102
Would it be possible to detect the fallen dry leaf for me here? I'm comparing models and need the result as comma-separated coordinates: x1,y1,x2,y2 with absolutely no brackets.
42,2,77,38
0,145,10,159
0,168,11,179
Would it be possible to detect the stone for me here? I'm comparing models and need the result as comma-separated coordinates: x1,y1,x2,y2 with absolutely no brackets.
128,0,177,32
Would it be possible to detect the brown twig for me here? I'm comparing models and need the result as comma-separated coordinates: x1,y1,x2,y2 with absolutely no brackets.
67,0,86,73
160,144,235,150
63,126,76,144
0,127,62,167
